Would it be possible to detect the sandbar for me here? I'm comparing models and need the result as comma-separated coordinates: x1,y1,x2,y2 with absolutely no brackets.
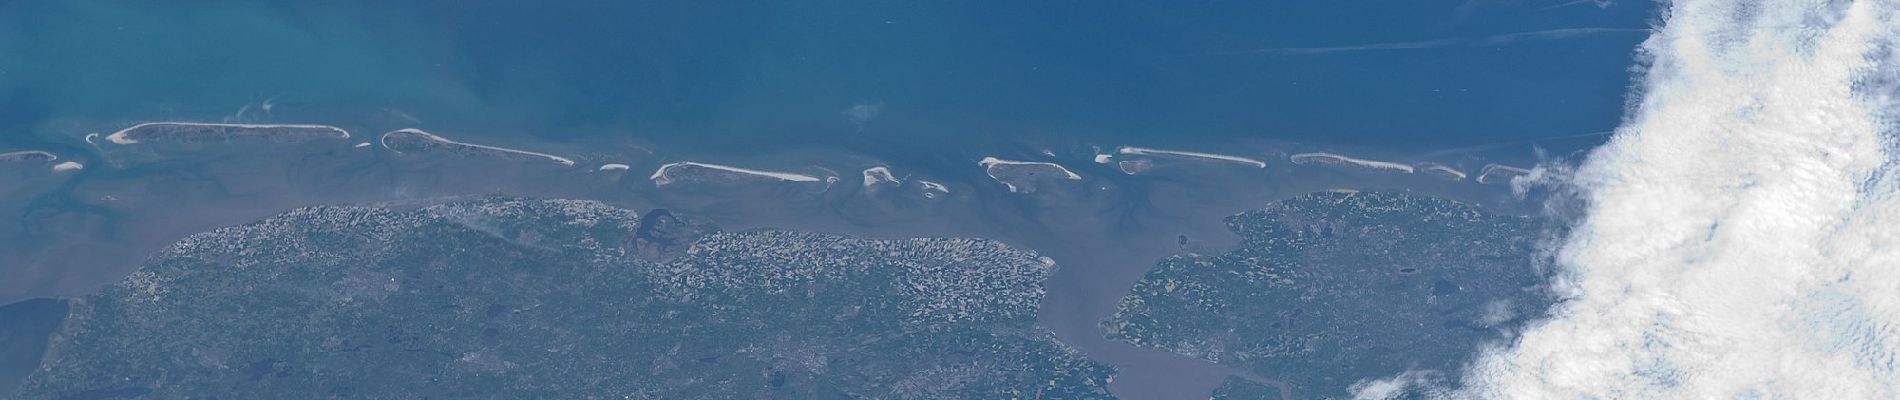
380,129,576,167
1475,164,1532,185
1288,152,1415,173
862,166,901,187
917,180,950,198
649,161,823,186
105,122,350,145
1118,146,1266,168
1415,162,1468,181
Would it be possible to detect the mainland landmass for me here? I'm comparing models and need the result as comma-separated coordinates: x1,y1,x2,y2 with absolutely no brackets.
12,198,1113,399
1104,190,1552,399
4,184,1553,399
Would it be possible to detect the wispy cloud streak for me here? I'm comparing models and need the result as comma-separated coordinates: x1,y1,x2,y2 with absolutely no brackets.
1216,27,1646,56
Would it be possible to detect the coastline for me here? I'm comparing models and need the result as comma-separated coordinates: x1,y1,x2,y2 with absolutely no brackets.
0,118,1566,400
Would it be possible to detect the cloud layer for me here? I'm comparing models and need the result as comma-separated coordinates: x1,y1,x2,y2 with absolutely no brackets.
1435,0,1900,398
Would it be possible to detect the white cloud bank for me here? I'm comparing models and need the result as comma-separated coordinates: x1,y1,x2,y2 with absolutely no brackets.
1419,0,1900,398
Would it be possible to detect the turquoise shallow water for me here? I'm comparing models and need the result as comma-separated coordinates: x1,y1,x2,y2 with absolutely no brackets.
2,0,1647,157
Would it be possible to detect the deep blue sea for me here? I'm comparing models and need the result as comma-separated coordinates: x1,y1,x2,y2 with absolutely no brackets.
1,0,1648,158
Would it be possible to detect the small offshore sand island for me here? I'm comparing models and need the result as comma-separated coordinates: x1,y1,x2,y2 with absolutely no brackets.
1288,152,1416,174
1416,162,1469,181
1475,163,1533,185
649,161,824,186
861,166,900,188
379,129,576,167
917,180,951,198
104,122,350,145
978,157,1081,193
1116,146,1267,168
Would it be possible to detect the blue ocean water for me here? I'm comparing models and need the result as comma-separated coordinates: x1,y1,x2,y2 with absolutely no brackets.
0,0,1649,157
